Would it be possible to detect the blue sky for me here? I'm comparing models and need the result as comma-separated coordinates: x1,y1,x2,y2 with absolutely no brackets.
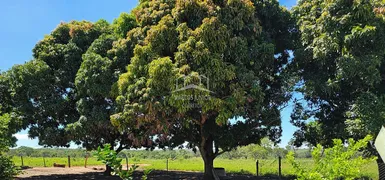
0,0,298,148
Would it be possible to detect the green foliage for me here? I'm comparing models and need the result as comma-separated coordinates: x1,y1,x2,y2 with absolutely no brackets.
66,11,138,153
5,20,111,147
5,18,137,153
0,114,17,152
291,2,385,179
14,146,34,156
0,155,20,180
291,0,385,147
220,138,289,160
287,135,376,180
112,2,295,178
142,169,153,180
94,144,152,180
0,73,21,180
0,118,19,179
113,13,137,38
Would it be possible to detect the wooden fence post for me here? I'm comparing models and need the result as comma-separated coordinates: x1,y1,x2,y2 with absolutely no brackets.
278,156,282,178
21,156,24,167
256,160,259,176
166,158,169,171
84,154,88,168
68,155,71,168
126,155,129,171
43,156,46,167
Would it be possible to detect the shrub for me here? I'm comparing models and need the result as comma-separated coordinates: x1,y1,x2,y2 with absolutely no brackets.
0,155,20,180
287,135,376,180
94,144,152,180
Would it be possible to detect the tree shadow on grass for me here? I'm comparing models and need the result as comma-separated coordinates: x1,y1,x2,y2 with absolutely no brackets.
15,170,296,180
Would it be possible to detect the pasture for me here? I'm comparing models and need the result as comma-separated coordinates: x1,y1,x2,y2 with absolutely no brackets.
12,157,378,179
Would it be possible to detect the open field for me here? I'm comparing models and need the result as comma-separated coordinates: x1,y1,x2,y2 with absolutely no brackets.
12,157,378,179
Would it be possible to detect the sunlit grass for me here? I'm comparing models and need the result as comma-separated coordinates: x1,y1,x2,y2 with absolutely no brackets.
11,156,104,167
11,157,378,179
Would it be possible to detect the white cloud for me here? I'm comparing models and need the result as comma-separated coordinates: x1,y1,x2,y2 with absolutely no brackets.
14,134,29,140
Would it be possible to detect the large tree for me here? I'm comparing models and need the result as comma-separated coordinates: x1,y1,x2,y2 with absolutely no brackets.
5,18,138,174
111,0,295,179
7,20,107,146
291,0,385,178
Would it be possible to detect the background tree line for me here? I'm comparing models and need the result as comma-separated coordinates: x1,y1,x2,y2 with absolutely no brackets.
8,137,313,160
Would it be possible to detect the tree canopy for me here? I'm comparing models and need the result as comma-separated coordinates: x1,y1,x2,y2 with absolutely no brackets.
3,0,385,179
0,72,21,179
291,0,385,146
291,0,385,178
110,0,295,179
4,19,142,174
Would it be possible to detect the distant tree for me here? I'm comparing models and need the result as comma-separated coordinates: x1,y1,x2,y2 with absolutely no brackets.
245,144,269,160
111,1,295,179
15,146,34,157
285,138,296,152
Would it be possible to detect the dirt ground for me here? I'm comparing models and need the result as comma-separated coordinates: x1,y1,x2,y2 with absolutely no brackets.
15,166,293,180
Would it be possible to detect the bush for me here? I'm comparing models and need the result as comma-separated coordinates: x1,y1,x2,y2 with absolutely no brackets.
0,155,20,180
94,144,152,180
287,135,376,180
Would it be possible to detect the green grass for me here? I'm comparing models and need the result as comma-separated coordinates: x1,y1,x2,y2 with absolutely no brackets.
11,157,378,179
12,156,104,167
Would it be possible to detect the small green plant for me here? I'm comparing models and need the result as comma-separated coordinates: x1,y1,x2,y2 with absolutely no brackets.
287,135,376,180
142,169,153,180
94,144,152,180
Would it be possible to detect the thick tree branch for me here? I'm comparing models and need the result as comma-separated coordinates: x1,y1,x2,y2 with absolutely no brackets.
214,150,226,158
116,143,124,153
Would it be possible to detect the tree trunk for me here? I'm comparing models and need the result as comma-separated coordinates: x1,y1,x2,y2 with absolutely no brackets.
377,154,385,180
203,156,214,180
199,137,216,180
104,165,112,176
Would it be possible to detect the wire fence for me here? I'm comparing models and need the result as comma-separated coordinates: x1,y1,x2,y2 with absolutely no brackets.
254,157,380,179
12,155,382,179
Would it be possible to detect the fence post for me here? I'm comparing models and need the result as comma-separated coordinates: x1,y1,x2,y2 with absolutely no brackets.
126,155,129,171
43,156,46,167
166,158,169,171
21,156,24,167
256,160,259,176
68,155,71,168
278,156,282,178
84,154,88,168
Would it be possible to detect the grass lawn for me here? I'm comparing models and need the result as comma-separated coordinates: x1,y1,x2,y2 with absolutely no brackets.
12,157,378,179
